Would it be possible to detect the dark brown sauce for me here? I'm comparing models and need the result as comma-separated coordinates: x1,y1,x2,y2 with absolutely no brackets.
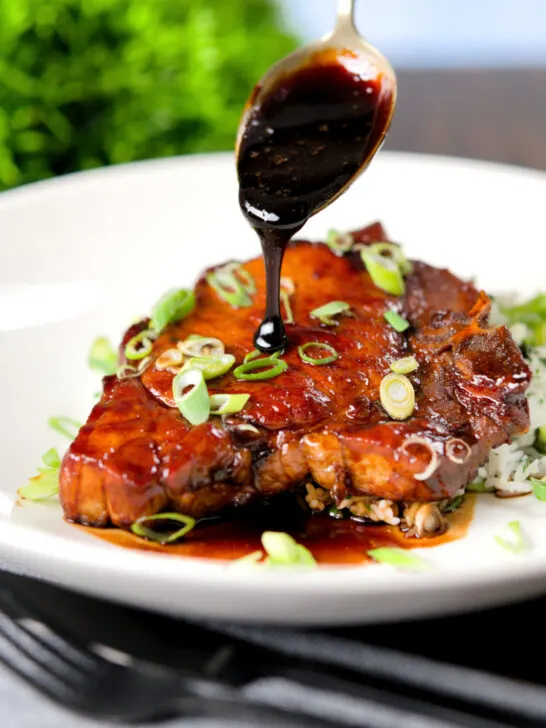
237,49,395,352
78,495,475,565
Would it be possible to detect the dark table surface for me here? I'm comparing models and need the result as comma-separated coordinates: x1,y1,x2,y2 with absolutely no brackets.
385,68,546,170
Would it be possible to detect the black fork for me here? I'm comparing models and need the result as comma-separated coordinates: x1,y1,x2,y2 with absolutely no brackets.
0,571,538,727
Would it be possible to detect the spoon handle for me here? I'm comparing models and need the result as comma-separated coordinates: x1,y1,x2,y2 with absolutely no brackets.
336,0,356,31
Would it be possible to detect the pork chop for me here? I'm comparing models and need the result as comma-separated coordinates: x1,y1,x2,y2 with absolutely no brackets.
60,222,531,527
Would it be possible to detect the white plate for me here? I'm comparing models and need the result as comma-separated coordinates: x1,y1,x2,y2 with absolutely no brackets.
2,151,546,626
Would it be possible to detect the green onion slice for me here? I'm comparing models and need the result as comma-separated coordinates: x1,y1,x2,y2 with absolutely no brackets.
234,357,288,381
48,416,81,440
89,336,117,375
466,480,494,493
261,531,316,567
209,393,250,415
131,512,196,544
380,372,415,420
125,329,157,361
117,356,152,380
182,354,235,380
390,356,418,374
244,349,283,364
206,262,254,308
368,547,429,570
326,229,354,254
311,300,351,326
361,250,405,296
369,242,413,276
384,310,410,332
18,448,61,501
150,288,195,333
298,342,338,366
172,368,210,425
178,335,225,358
280,278,296,325
531,477,546,503
494,520,527,553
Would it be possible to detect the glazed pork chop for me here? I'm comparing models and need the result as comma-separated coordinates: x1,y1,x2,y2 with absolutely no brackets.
60,222,530,528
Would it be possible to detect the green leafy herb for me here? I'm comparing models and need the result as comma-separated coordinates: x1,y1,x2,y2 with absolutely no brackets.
494,520,527,553
368,547,429,570
500,294,546,347
18,448,61,501
48,416,82,440
89,337,117,375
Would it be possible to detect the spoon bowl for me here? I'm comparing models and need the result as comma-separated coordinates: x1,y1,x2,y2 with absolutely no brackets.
236,0,397,214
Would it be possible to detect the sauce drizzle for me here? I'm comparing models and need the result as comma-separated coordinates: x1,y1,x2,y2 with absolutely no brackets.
237,49,395,352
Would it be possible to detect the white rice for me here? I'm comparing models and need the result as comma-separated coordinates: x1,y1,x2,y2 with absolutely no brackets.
476,298,546,495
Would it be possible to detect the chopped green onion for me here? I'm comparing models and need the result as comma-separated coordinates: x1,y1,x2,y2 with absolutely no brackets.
536,425,546,454
117,356,152,380
244,349,283,364
41,447,61,469
380,372,415,420
530,477,546,502
18,448,61,501
368,547,429,570
369,242,413,276
234,357,288,381
361,250,405,296
390,356,418,374
298,342,338,366
150,288,195,333
48,416,81,440
206,263,254,308
172,368,210,425
209,393,250,415
89,337,117,375
182,354,235,380
125,329,156,361
384,310,410,332
326,229,353,254
466,480,494,493
442,494,465,513
310,300,351,326
261,531,316,567
280,278,295,325
131,512,196,544
327,504,344,520
210,393,250,416
178,335,225,358
494,520,527,553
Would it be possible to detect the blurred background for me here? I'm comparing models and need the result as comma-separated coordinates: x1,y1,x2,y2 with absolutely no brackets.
0,0,545,192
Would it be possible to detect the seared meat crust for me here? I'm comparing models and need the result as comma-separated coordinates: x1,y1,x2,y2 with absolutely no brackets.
60,223,530,526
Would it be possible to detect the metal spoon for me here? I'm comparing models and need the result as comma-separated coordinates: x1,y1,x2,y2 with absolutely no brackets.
236,0,397,213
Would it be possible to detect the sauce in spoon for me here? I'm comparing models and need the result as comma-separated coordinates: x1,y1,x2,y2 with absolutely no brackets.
237,49,395,352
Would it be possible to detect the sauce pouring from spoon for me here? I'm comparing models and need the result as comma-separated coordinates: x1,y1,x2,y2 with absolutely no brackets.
236,0,397,353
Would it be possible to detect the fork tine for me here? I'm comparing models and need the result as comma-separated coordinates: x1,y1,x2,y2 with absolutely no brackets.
0,611,91,689
0,588,98,674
